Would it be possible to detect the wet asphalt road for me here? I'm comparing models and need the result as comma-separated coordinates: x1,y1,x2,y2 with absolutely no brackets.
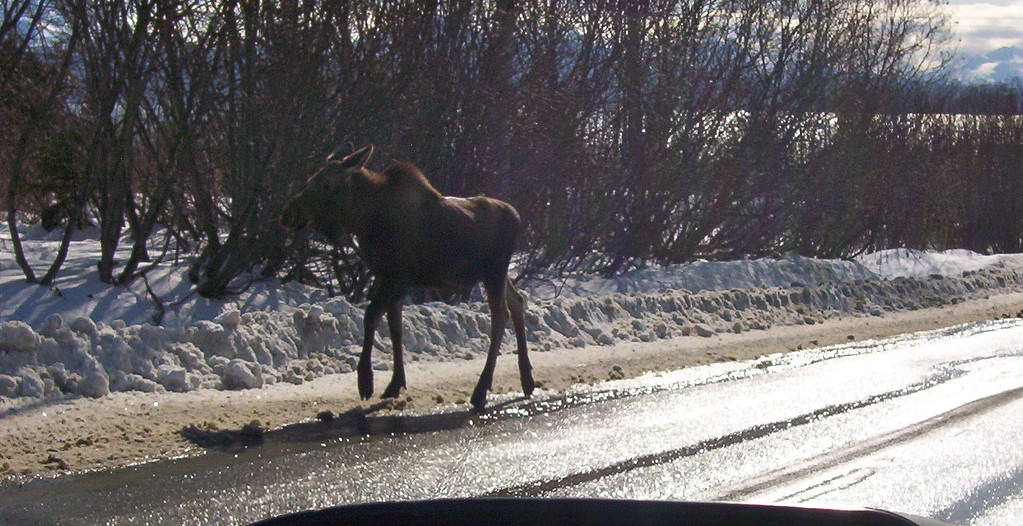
4,319,1023,525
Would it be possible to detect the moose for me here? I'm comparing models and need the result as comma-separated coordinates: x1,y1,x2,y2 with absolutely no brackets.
280,145,535,411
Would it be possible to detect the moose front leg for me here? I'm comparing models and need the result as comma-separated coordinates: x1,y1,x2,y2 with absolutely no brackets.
357,280,407,400
381,300,406,399
356,298,386,401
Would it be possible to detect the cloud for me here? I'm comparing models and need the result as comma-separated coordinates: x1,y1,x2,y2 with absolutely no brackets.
946,2,1023,54
947,0,1018,6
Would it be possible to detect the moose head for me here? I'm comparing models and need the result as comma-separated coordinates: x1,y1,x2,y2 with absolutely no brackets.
279,145,374,236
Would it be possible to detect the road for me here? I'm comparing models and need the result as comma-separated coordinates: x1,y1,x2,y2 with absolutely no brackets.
3,319,1023,525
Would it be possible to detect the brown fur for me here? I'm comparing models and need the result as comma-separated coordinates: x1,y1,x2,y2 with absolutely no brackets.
281,145,534,411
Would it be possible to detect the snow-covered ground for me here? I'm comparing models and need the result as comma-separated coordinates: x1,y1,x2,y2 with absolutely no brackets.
3,224,1023,405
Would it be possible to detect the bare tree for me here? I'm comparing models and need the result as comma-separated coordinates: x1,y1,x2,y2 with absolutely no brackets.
3,0,82,285
5,0,986,302
58,0,159,283
116,0,223,285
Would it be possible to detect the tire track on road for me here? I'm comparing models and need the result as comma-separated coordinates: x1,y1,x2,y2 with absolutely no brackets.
481,363,974,497
714,386,1023,502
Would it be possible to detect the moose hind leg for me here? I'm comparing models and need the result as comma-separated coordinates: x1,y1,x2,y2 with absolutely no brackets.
471,276,509,411
506,278,535,398
381,300,406,399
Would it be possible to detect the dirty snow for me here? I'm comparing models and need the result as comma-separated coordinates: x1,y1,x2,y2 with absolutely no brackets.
3,223,1023,404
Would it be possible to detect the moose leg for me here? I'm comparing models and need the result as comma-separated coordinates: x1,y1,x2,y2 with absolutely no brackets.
357,283,404,400
357,300,385,400
471,276,510,411
506,278,535,398
381,300,406,399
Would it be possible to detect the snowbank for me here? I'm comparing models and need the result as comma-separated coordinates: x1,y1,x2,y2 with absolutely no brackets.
856,248,1023,279
4,222,1023,403
3,253,1023,402
523,254,878,299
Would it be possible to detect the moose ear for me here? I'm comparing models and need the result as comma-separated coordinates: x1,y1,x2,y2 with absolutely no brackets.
326,147,346,163
335,144,374,168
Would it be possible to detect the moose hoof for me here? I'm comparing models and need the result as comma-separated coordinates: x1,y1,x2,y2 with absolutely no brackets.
357,364,374,400
519,372,536,397
470,390,488,413
381,383,405,399
358,378,374,400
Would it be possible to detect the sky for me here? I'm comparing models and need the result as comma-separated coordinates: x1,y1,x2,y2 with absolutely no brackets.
946,0,1023,81
948,0,1023,54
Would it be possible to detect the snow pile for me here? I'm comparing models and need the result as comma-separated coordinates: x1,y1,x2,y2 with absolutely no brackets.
0,224,330,330
523,249,1023,299
523,254,879,299
3,222,1023,403
856,249,1023,279
3,258,1023,402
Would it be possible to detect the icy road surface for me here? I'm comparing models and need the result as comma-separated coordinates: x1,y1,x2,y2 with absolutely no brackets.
4,320,1023,525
